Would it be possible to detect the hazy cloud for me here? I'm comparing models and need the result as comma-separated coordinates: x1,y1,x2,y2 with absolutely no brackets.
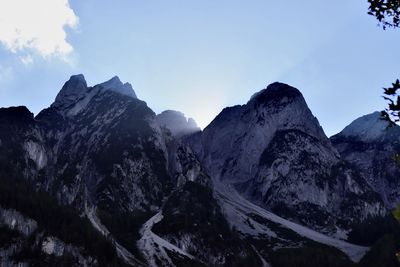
19,54,33,65
0,64,13,84
0,0,78,60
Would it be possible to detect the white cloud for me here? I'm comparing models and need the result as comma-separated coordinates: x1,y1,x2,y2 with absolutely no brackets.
19,54,33,65
0,0,78,60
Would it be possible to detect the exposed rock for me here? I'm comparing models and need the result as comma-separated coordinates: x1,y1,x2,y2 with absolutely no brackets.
157,110,200,138
0,76,398,266
186,83,386,234
0,207,38,236
331,111,400,208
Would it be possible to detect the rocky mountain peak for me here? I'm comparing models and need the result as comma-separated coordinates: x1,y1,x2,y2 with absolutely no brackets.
334,111,396,142
0,76,398,266
97,76,137,98
191,83,334,187
53,74,88,109
245,82,328,142
331,111,400,209
248,82,303,107
49,75,138,117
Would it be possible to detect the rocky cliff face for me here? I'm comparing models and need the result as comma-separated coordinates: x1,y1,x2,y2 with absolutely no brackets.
331,112,400,209
156,110,200,138
37,75,173,212
186,83,386,234
0,75,256,266
17,74,209,213
0,77,399,267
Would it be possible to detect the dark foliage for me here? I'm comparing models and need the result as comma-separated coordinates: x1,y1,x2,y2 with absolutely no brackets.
165,249,206,267
382,79,400,127
394,205,400,222
12,236,81,267
0,226,21,247
153,181,261,267
368,0,400,29
367,1,400,127
0,173,121,266
359,235,400,267
348,214,400,245
269,246,354,267
98,209,154,260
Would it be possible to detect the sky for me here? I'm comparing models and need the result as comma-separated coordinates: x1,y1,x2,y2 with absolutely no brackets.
0,0,399,136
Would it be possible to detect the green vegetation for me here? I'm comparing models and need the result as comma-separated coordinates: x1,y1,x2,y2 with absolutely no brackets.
269,233,400,267
98,209,154,260
0,226,20,248
348,215,400,246
153,181,261,267
393,204,400,263
394,204,400,222
357,207,400,267
11,235,80,267
359,235,400,267
0,172,122,266
270,246,354,267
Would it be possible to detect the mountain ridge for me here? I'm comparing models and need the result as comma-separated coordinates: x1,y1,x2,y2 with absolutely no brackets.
0,75,398,267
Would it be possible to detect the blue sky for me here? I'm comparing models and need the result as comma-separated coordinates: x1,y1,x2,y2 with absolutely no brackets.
0,0,399,136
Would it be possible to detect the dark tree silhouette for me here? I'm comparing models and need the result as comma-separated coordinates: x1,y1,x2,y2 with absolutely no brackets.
395,205,400,261
381,79,400,125
368,0,400,29
367,1,400,125
368,4,400,264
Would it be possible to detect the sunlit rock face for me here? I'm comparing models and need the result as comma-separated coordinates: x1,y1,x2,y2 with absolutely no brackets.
53,74,89,109
52,74,136,117
34,74,171,211
186,82,387,233
331,112,400,209
156,110,200,138
0,75,208,214
97,76,137,99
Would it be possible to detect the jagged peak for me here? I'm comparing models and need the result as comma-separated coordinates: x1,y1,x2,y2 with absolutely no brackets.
52,74,138,111
99,75,122,87
64,74,87,88
156,110,200,137
97,76,137,98
62,74,88,90
53,74,88,108
336,111,396,141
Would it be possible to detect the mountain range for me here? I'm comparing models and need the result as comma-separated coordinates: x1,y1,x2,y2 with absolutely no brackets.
0,75,399,267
